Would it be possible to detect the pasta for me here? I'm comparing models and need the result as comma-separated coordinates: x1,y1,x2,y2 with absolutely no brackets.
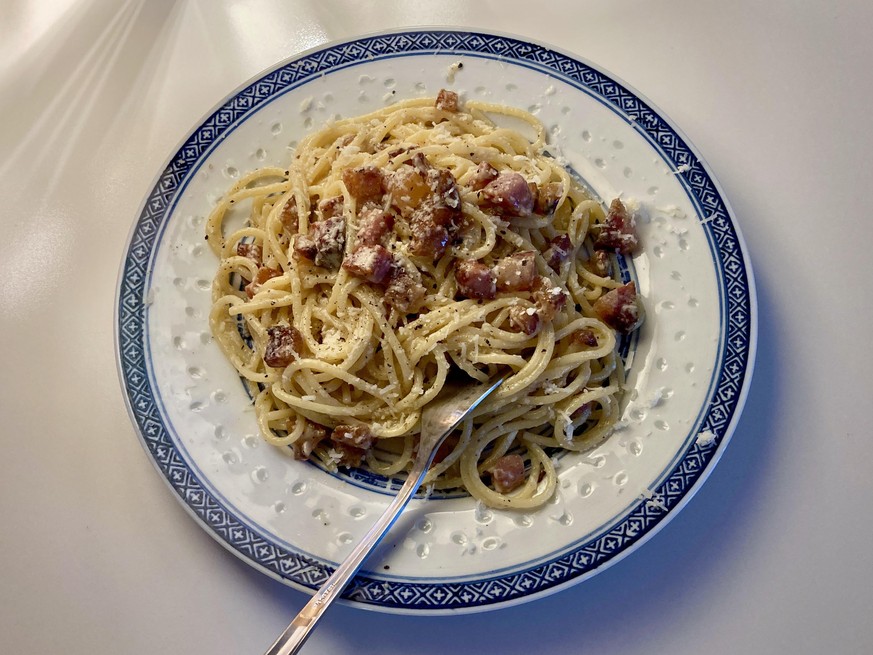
205,90,643,509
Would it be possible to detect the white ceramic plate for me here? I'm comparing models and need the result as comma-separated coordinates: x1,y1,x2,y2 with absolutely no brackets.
116,29,756,613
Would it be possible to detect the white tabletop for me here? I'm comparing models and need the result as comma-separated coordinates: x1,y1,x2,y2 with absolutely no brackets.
3,1,872,653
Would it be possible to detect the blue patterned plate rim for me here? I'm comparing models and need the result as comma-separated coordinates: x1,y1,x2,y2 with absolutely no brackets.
115,28,757,614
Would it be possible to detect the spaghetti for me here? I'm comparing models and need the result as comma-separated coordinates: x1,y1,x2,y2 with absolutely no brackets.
205,91,642,509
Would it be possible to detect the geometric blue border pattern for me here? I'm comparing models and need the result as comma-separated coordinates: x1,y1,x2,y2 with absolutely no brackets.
117,30,754,610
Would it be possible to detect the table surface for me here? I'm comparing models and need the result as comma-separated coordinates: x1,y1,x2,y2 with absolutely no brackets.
3,1,872,653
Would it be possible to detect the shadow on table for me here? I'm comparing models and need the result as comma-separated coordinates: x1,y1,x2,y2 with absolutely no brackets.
238,268,779,655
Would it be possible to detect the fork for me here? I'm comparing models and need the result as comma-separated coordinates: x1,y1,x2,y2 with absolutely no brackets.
264,375,506,655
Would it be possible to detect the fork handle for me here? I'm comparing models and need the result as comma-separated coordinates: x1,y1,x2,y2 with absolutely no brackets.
264,456,431,655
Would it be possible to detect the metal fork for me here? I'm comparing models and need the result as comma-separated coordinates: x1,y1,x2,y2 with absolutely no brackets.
264,375,506,655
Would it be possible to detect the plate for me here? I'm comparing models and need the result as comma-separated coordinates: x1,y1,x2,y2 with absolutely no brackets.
116,29,756,613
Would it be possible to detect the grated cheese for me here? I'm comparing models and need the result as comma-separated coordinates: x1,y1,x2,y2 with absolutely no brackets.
696,430,716,446
445,61,463,83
